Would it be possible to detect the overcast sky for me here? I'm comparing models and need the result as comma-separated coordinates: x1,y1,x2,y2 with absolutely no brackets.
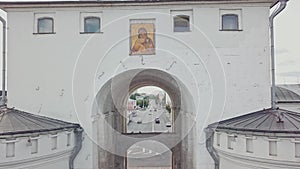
274,0,300,84
0,0,298,89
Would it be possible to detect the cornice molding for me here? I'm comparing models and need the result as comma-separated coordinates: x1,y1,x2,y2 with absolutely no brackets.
0,0,276,11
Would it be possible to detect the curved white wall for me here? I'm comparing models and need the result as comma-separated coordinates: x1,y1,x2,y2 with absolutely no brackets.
0,131,75,169
214,131,300,169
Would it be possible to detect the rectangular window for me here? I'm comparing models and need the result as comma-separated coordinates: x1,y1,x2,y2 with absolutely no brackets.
67,133,71,146
34,13,55,34
171,10,193,32
222,14,238,30
295,143,300,158
269,140,277,156
227,135,234,150
219,9,242,31
37,17,54,33
6,142,15,158
216,133,221,146
51,136,58,150
84,17,101,33
174,15,190,32
80,12,102,33
31,139,38,154
246,138,253,153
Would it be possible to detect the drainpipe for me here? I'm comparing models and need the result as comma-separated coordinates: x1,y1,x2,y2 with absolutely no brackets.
0,16,6,106
270,0,288,109
205,127,219,169
69,127,83,169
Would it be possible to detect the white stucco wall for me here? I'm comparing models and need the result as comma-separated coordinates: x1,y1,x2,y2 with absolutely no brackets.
0,131,75,169
214,132,300,169
3,1,273,168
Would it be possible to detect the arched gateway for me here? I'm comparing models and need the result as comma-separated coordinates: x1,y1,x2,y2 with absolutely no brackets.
0,0,277,168
92,69,196,169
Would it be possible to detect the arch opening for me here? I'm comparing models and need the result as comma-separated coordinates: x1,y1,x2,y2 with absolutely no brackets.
92,69,196,169
126,86,174,134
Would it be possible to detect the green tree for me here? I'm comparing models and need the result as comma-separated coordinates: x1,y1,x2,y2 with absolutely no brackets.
135,96,150,108
137,100,143,108
129,93,141,100
144,99,149,108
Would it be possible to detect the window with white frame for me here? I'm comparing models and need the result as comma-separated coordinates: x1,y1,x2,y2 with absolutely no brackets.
50,135,58,150
80,12,102,33
6,142,15,158
171,10,193,32
84,17,101,33
269,140,277,156
246,137,253,153
220,9,242,31
31,139,38,154
216,133,221,146
222,14,238,30
34,13,55,34
38,17,54,33
174,15,190,32
295,142,300,158
227,135,234,150
67,133,71,146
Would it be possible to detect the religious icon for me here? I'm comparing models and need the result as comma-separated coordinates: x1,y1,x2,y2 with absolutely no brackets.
130,23,155,55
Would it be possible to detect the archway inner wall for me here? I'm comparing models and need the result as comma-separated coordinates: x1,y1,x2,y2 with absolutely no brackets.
92,69,197,169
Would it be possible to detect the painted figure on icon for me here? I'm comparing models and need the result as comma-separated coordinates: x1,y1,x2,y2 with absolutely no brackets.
130,23,155,55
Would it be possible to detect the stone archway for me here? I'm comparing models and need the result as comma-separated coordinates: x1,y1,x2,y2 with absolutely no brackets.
92,69,196,169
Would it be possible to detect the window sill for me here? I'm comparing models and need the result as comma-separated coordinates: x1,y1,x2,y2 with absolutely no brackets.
219,29,243,32
130,51,156,56
122,131,176,135
173,30,192,33
80,32,103,34
33,32,56,35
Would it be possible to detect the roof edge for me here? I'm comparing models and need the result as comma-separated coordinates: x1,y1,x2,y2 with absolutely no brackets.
0,0,277,10
207,107,300,135
0,125,81,137
0,107,82,137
